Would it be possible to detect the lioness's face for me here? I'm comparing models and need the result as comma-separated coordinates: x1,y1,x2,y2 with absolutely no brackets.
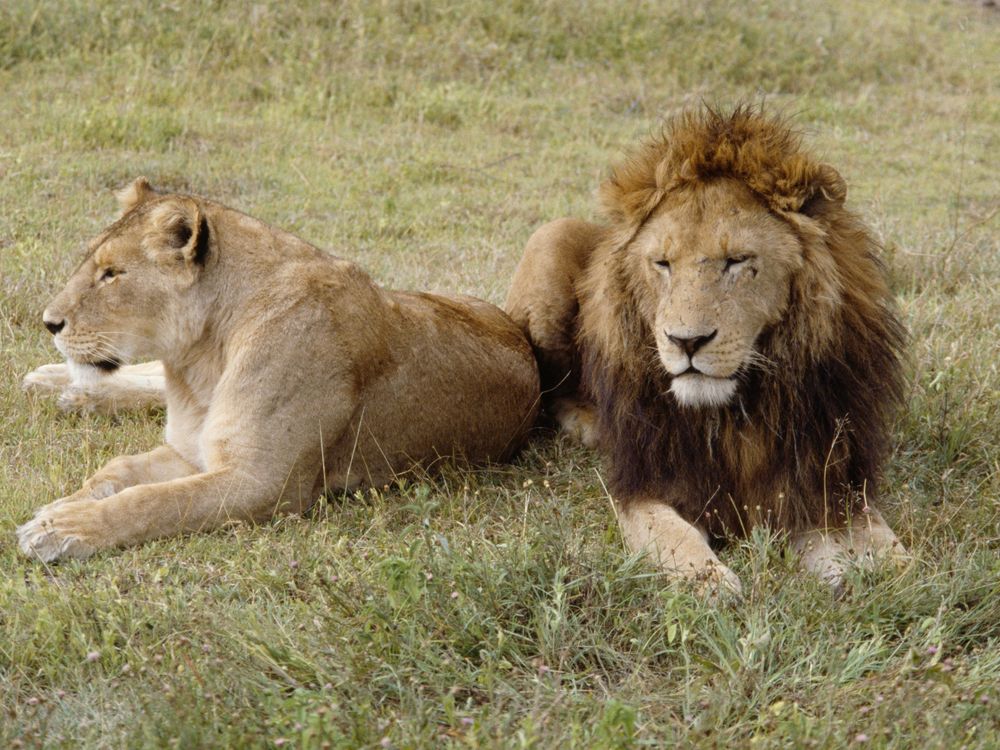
630,179,804,408
42,199,206,373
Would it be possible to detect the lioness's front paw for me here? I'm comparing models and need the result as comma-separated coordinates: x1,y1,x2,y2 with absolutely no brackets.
553,398,599,448
56,387,104,413
22,363,71,394
16,502,104,562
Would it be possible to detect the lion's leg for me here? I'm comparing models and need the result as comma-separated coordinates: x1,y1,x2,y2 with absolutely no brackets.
505,218,601,404
618,497,743,597
791,508,908,588
23,360,166,413
789,528,847,587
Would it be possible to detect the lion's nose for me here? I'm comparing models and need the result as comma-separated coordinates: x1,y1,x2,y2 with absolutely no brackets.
668,329,717,357
43,314,65,335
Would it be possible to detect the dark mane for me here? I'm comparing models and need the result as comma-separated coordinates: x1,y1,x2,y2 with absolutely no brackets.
579,106,906,536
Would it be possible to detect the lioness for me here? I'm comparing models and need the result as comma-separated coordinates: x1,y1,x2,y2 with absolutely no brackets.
17,179,540,562
506,106,908,594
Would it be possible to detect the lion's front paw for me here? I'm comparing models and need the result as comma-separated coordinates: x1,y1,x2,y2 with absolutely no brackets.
693,560,744,601
22,363,72,394
16,502,105,562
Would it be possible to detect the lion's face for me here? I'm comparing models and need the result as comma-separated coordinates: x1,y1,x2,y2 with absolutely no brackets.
42,191,209,375
629,179,804,408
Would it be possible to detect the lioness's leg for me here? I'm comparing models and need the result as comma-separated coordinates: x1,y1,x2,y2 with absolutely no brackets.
44,445,198,508
21,362,72,391
23,360,166,413
791,508,908,588
618,497,743,597
17,467,290,562
18,349,359,561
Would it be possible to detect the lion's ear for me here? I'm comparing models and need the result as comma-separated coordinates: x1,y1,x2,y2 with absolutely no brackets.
800,163,847,217
116,177,157,215
145,199,210,267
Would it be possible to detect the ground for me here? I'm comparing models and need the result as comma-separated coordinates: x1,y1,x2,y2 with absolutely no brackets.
0,1,998,747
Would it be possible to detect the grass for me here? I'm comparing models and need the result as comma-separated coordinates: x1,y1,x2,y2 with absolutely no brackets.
1,0,998,747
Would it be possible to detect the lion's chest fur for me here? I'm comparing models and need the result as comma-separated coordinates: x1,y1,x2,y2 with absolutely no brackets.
588,351,879,537
664,410,799,535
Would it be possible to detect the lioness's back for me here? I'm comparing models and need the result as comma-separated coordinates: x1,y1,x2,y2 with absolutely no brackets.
321,288,540,488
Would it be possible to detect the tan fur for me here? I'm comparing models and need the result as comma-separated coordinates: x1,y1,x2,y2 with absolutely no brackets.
24,360,165,412
789,509,909,591
618,498,742,597
18,180,540,562
506,106,907,593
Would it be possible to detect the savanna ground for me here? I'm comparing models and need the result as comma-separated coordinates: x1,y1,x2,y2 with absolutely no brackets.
1,1,998,747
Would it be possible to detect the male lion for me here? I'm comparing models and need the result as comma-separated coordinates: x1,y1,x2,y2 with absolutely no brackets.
17,179,540,562
506,106,907,594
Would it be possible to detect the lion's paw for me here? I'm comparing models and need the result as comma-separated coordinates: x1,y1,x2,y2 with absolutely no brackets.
857,537,911,570
22,363,72,394
16,504,101,563
695,561,744,601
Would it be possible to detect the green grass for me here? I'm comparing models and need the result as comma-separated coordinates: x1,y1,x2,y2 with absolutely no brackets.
1,0,998,747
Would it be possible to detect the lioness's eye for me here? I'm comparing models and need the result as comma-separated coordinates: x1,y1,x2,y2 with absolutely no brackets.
100,268,121,282
653,259,671,271
724,255,753,271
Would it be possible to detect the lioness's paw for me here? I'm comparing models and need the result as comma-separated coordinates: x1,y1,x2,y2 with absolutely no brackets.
56,388,104,414
22,365,108,413
22,363,71,394
16,503,104,562
553,399,599,448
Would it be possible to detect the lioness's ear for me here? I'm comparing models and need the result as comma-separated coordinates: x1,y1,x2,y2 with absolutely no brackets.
116,177,157,215
800,163,847,217
146,199,210,267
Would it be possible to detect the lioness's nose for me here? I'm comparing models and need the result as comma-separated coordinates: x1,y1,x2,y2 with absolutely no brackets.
42,313,65,335
668,330,717,357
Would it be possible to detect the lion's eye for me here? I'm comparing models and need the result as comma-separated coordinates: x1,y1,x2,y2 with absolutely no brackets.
724,255,753,271
99,268,122,282
653,259,671,272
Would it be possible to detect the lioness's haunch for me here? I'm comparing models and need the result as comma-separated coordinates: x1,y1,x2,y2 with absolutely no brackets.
17,179,540,562
506,105,908,595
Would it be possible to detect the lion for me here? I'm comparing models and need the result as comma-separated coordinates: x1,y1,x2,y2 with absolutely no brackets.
505,106,908,594
17,178,540,562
